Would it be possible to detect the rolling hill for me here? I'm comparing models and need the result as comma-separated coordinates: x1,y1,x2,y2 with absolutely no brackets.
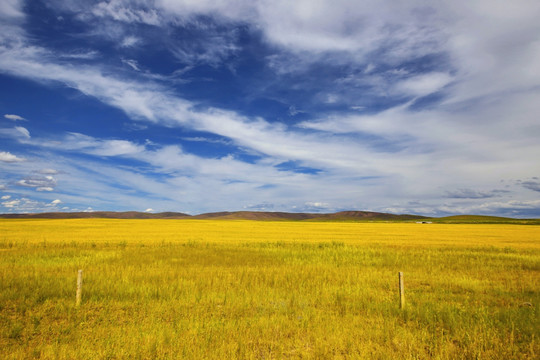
0,210,424,221
0,211,190,219
1,211,538,223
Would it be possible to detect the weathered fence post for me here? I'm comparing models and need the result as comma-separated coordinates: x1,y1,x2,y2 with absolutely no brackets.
399,271,405,309
76,269,83,307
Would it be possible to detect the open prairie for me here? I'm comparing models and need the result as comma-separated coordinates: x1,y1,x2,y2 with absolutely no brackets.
0,219,538,359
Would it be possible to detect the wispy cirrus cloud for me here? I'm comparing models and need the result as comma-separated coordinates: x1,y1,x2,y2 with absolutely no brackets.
122,59,141,71
14,126,30,138
2,128,372,213
120,36,140,48
393,72,454,97
91,1,160,26
0,38,380,175
0,0,24,19
0,126,31,140
59,133,145,157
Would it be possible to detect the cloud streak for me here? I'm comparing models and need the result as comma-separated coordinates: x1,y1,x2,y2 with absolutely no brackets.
4,114,26,121
521,180,540,192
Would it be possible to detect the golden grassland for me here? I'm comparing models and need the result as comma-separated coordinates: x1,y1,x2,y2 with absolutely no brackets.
0,219,538,359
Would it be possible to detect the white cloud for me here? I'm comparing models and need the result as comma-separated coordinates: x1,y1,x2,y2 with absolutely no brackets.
147,0,255,23
17,175,57,190
121,36,140,48
60,50,99,60
0,126,31,140
445,188,504,199
182,136,231,145
144,208,154,212
381,197,540,218
0,42,381,173
14,126,30,139
166,24,240,66
2,199,20,208
450,199,540,216
92,1,160,25
2,125,537,216
150,0,441,57
1,196,65,213
122,59,140,71
2,130,364,213
37,168,59,175
442,0,540,104
4,114,25,121
288,106,304,116
124,122,148,131
36,187,53,192
0,151,25,162
91,139,144,156
150,0,540,103
36,132,145,157
0,34,537,213
1,195,11,200
51,199,62,204
0,0,24,19
304,201,331,210
393,72,454,97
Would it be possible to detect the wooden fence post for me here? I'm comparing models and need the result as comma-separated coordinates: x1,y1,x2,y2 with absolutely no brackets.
76,269,83,307
399,271,405,309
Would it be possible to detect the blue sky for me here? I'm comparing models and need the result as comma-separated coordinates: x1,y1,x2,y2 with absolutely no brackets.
1,0,540,217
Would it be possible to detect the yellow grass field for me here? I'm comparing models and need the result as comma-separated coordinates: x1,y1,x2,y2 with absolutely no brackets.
1,219,539,359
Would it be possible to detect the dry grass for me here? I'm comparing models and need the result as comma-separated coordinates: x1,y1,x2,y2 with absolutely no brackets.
0,219,538,359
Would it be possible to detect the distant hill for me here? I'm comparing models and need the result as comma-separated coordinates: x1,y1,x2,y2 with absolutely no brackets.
312,211,428,222
429,215,540,224
1,211,538,224
0,210,425,221
0,211,190,219
193,211,319,220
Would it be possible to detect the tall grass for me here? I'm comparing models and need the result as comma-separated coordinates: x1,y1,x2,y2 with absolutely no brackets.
0,219,538,359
